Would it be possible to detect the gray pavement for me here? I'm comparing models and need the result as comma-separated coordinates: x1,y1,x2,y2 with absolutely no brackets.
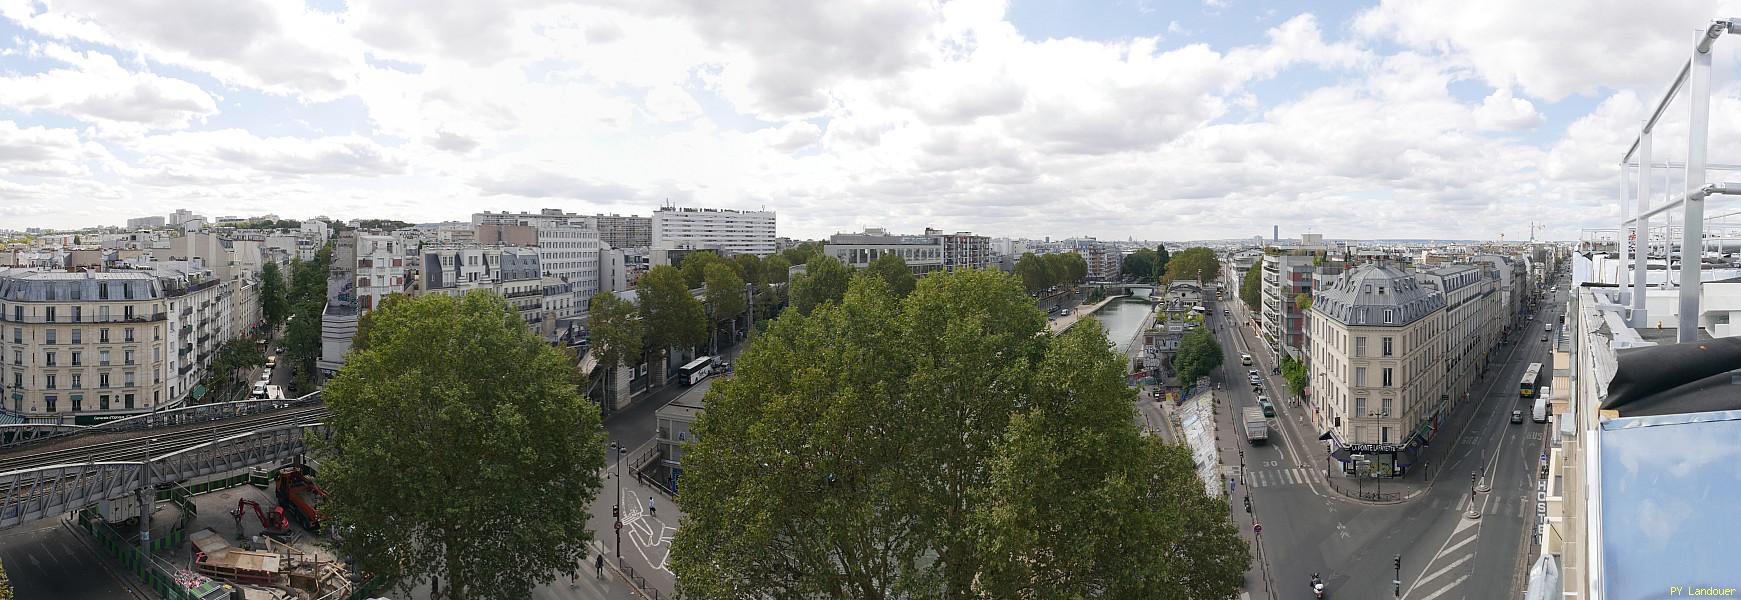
0,519,138,600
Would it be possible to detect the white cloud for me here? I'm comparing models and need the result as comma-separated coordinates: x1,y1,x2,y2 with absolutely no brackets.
1473,88,1545,131
644,86,703,122
0,44,217,130
1354,0,1741,101
0,0,1728,240
0,0,361,99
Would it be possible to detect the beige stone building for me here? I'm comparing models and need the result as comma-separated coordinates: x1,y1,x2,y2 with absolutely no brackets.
1309,264,1446,477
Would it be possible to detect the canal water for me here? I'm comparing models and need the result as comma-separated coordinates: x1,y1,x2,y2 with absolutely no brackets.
1090,297,1154,355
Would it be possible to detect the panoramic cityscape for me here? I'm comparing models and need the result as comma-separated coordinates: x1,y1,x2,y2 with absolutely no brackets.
1,2,1738,600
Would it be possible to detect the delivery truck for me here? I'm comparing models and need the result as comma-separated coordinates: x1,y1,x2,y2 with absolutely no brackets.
1243,407,1268,445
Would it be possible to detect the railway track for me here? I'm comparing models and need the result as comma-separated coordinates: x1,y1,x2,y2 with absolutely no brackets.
0,406,329,475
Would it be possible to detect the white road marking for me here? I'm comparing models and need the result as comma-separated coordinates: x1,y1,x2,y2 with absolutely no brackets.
1416,554,1474,589
1412,574,1471,600
1436,530,1478,559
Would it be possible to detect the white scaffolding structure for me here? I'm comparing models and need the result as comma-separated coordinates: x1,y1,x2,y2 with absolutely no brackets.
1619,19,1741,342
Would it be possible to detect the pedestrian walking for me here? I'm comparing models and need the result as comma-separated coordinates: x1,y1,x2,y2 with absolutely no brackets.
595,553,605,579
648,498,657,517
570,565,579,588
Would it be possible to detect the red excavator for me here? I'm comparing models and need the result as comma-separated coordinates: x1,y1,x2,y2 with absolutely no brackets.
274,467,326,533
231,498,291,538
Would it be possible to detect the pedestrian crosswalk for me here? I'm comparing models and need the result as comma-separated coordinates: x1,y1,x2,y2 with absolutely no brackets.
1247,468,1311,488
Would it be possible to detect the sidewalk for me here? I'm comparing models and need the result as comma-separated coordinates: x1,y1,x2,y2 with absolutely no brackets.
1213,388,1274,600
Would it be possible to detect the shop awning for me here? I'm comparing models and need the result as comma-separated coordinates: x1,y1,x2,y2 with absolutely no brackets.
191,385,208,400
1318,430,1335,441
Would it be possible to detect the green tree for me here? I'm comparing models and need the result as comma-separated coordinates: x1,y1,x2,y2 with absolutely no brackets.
866,252,917,298
703,262,747,354
637,265,708,376
1121,248,1160,282
1015,252,1048,294
680,251,725,290
284,303,322,388
260,261,289,330
731,254,763,284
1294,292,1312,313
1280,355,1308,398
762,255,792,285
789,255,851,316
1062,251,1087,284
672,271,1247,599
1240,261,1263,311
1156,244,1171,278
0,557,11,600
208,338,265,402
1164,247,1221,283
1172,327,1224,386
588,291,644,411
780,240,823,266
318,292,605,600
976,321,1248,597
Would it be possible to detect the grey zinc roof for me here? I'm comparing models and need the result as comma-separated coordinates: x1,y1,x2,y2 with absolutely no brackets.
1313,264,1443,327
0,271,164,302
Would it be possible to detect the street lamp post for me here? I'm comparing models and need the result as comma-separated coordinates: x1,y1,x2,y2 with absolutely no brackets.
139,436,156,555
612,442,626,560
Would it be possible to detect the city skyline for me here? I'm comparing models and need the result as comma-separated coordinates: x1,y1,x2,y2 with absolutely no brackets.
1,1,1732,240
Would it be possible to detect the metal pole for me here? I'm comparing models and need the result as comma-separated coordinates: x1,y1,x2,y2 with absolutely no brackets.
1681,28,1713,343
1633,120,1651,328
1619,164,1630,286
138,437,155,555
613,442,622,560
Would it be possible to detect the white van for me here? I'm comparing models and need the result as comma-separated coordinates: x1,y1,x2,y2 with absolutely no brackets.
1532,396,1549,423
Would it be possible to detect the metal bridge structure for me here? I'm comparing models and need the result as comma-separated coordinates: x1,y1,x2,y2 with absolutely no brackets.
0,402,329,530
0,392,323,449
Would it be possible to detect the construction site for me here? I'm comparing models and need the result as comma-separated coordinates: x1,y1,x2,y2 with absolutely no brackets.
72,465,372,600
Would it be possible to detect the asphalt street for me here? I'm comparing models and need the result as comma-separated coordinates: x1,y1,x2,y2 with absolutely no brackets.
0,519,137,600
1215,283,1562,600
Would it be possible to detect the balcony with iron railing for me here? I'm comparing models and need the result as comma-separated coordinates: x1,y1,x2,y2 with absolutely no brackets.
0,312,168,324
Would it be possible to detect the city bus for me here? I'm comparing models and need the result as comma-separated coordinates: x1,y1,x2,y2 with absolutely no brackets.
679,356,716,386
1520,362,1543,398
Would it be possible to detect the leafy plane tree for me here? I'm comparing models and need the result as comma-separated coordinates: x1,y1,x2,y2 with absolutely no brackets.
671,270,1249,599
317,292,605,600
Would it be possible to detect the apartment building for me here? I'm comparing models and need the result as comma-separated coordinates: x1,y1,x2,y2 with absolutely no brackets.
127,216,166,230
592,214,652,249
318,231,412,376
824,228,991,275
419,244,544,325
474,209,603,319
0,266,234,425
652,206,776,256
1260,251,1320,359
1417,264,1503,412
1309,264,1446,477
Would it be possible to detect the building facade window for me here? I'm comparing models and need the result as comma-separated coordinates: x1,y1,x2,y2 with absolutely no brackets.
1354,336,1367,357
1355,397,1366,417
1382,337,1393,357
45,395,56,412
1383,309,1393,324
1381,398,1392,416
1355,367,1367,387
1382,368,1394,387
99,373,109,388
71,329,81,344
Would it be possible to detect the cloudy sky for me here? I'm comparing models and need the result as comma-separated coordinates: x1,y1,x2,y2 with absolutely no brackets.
2,0,1741,241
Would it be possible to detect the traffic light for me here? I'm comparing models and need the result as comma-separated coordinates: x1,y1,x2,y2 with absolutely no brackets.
1394,555,1401,571
612,505,619,519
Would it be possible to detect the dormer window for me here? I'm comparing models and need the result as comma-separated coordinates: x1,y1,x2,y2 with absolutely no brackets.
1383,309,1394,324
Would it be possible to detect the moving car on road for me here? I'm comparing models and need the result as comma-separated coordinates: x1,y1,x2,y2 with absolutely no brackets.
1258,398,1276,417
1512,410,1524,424
1240,353,1253,366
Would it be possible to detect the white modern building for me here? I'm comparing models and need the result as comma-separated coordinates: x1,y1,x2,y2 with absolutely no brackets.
652,206,776,257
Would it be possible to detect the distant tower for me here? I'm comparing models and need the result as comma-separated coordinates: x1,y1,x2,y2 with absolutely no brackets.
1273,225,1279,242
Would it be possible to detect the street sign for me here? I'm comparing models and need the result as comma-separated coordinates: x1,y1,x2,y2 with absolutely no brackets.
1541,452,1548,463
1253,522,1262,534
614,521,622,531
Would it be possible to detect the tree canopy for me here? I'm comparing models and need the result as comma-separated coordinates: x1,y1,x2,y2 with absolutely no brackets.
703,262,748,353
318,292,605,600
1121,248,1161,282
789,255,851,316
637,265,708,356
680,251,726,290
762,255,792,285
1156,244,1171,278
588,291,644,409
1280,355,1308,398
780,241,824,266
671,269,1248,599
1014,251,1088,294
207,338,265,402
1240,258,1263,311
260,261,289,330
1172,327,1224,387
866,252,917,298
1164,247,1221,283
